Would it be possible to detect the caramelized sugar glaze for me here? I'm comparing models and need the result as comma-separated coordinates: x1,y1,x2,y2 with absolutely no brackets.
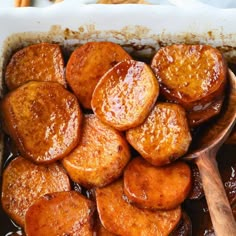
0,43,235,236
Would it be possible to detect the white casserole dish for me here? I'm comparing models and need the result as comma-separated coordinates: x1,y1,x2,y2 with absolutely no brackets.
0,1,236,235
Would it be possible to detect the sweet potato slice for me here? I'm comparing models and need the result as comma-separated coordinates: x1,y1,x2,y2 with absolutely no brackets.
66,41,131,109
126,103,191,166
96,179,182,236
151,44,227,126
124,157,192,210
0,81,82,164
5,43,66,90
1,156,71,227
25,191,95,236
62,114,130,188
96,217,117,236
92,60,159,131
187,96,224,127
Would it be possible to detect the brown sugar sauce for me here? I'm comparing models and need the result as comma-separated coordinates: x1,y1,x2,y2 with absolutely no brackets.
0,46,235,236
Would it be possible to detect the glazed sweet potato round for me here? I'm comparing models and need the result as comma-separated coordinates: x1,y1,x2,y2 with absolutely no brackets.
62,114,130,188
1,156,71,227
0,81,82,164
91,59,159,131
5,43,66,90
25,191,95,236
124,157,192,210
96,217,116,236
96,179,181,236
126,102,191,166
151,44,227,126
66,41,132,109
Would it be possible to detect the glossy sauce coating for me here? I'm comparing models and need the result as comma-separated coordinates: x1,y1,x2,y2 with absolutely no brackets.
126,103,191,166
96,179,181,236
187,96,224,127
66,41,131,109
62,114,130,188
5,43,66,90
151,44,227,126
92,60,159,131
1,156,71,227
25,191,95,236
124,157,192,210
95,217,117,236
0,81,82,163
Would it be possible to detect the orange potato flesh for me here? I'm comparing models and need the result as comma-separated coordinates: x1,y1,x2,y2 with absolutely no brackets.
92,59,159,131
5,43,66,90
96,217,117,236
124,157,192,210
24,191,95,236
126,103,191,166
0,81,82,164
1,156,71,227
66,41,132,109
188,96,224,127
151,44,227,126
62,114,130,188
96,179,182,236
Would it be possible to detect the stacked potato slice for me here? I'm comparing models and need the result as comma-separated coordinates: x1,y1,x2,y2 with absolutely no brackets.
0,41,227,235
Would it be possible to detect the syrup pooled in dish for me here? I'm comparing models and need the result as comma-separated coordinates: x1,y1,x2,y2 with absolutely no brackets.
0,42,230,236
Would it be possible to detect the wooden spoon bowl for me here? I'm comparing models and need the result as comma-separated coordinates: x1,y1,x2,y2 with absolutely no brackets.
184,69,236,236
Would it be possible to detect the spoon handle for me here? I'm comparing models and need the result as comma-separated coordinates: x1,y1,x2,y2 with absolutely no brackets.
196,152,236,236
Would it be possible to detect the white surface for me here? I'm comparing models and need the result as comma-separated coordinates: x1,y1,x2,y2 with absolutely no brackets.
1,0,236,62
1,0,236,8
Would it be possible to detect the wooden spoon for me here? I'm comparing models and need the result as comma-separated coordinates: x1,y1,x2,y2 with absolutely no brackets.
184,69,236,236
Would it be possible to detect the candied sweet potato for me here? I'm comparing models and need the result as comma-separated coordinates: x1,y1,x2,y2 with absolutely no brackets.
126,103,191,166
5,43,66,90
124,157,192,210
92,60,159,131
25,191,95,236
151,44,227,126
187,96,224,127
0,81,82,164
96,217,117,236
62,114,130,188
1,156,71,227
66,41,131,109
96,179,182,236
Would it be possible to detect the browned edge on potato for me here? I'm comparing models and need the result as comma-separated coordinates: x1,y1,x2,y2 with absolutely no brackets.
0,81,82,164
96,179,182,236
24,191,95,236
187,96,224,127
66,41,132,109
1,156,71,227
62,114,130,188
124,157,192,210
92,59,159,131
151,44,227,127
5,43,66,90
126,102,191,166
